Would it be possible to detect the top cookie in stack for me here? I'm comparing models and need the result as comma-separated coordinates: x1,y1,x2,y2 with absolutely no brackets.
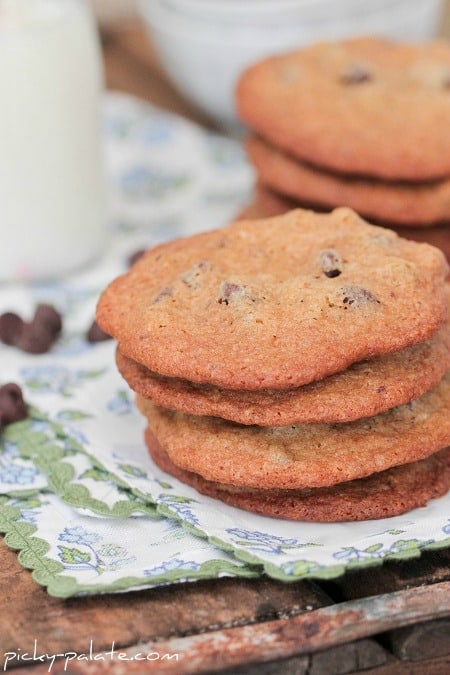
97,208,447,391
96,208,450,521
236,37,450,255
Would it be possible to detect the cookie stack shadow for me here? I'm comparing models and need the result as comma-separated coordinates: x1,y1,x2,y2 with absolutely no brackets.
96,208,450,522
236,37,450,261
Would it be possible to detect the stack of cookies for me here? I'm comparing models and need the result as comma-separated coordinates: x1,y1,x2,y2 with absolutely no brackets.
96,208,450,522
236,37,450,261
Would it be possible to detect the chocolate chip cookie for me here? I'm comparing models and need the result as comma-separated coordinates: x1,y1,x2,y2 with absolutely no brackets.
137,370,450,491
117,307,450,424
237,37,450,180
147,431,450,522
247,135,450,227
97,208,448,391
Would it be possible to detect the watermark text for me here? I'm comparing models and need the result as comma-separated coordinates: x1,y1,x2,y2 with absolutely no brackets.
2,640,179,671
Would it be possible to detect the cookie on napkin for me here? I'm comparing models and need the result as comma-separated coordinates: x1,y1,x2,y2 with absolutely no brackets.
96,208,449,391
147,431,450,522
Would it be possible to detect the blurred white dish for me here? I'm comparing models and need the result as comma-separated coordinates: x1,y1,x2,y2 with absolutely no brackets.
139,0,444,129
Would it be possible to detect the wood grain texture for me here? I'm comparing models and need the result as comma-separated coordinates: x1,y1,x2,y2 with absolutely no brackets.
6,581,449,674
101,21,217,129
387,619,450,661
0,540,331,670
322,548,450,600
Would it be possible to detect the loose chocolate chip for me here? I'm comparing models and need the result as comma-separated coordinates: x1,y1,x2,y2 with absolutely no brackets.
127,249,146,268
86,320,112,343
0,312,24,346
0,382,28,426
341,64,373,85
0,303,62,354
16,323,55,354
340,285,380,308
33,304,62,338
320,249,342,278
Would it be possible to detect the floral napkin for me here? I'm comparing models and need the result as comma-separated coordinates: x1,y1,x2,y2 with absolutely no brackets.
1,93,449,598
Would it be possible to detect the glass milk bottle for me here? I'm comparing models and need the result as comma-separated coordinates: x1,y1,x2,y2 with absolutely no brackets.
0,0,106,281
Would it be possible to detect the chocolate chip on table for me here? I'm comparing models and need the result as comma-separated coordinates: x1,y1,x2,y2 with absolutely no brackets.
16,322,55,354
0,382,28,430
86,320,112,343
0,312,24,346
127,248,146,268
0,303,62,354
33,304,62,338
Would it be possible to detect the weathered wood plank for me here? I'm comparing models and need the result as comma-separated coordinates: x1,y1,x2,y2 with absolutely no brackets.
308,638,388,675
357,654,450,675
9,648,450,675
321,549,450,664
103,20,166,76
247,653,450,675
101,22,216,128
322,549,450,601
9,581,449,674
0,540,331,669
387,619,450,661
213,639,388,675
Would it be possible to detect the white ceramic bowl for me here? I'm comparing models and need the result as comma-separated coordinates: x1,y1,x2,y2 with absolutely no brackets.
139,0,444,129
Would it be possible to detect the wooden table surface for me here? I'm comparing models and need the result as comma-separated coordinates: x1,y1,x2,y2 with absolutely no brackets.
1,20,450,675
101,20,218,130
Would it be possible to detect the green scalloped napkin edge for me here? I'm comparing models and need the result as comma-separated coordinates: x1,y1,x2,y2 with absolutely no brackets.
0,498,259,598
155,501,450,583
3,410,158,519
6,410,450,585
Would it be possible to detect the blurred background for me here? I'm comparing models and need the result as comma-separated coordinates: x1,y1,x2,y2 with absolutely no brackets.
3,0,450,279
91,0,450,34
91,0,450,131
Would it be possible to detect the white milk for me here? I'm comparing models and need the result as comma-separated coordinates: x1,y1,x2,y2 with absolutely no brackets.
0,0,106,281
